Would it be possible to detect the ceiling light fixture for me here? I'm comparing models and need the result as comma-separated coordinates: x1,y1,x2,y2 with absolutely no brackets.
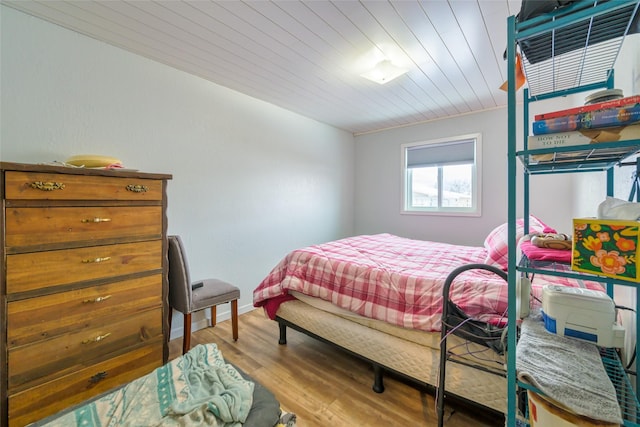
360,59,408,84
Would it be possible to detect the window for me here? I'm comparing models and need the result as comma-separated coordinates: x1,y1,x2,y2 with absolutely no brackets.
401,133,481,216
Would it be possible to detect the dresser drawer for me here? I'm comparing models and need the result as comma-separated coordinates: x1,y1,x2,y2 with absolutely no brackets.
8,307,162,389
6,240,162,294
4,171,163,201
5,206,162,248
8,340,163,427
7,274,162,347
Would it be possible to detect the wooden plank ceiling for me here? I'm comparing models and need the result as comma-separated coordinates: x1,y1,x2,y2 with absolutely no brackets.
3,0,523,134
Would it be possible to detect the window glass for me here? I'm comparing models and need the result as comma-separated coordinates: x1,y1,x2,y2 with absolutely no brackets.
401,134,481,216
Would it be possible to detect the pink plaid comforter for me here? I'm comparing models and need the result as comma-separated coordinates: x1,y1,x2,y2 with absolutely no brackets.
253,234,603,332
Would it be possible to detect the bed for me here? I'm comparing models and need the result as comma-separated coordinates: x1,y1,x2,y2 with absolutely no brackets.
29,343,296,427
252,220,605,415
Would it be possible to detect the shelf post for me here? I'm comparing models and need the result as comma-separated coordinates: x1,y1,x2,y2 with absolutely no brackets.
506,13,518,427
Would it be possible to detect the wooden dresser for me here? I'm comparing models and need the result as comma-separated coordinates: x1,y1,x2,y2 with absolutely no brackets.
0,162,172,426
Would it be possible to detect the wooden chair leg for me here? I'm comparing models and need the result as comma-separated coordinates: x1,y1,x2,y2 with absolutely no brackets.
231,299,238,341
183,312,192,355
211,306,217,327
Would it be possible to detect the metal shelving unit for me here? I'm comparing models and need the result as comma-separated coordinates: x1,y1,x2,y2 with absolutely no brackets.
506,1,640,426
519,140,640,174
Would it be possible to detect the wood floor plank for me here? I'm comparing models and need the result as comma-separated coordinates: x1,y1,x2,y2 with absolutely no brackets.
168,309,504,427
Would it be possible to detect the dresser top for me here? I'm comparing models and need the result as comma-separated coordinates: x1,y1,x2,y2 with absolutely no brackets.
0,161,172,180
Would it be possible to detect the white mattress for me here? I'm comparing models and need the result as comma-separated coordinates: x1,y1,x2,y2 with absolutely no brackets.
277,297,507,414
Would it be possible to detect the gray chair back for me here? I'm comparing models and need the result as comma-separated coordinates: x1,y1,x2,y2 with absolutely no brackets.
168,235,191,313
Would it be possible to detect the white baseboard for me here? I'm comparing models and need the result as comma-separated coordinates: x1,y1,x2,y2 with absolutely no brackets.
168,301,256,340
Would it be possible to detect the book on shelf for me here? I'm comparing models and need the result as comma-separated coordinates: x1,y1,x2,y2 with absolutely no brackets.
532,104,640,135
534,94,640,121
527,124,640,150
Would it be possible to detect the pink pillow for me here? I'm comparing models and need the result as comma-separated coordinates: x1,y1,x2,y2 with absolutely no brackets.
483,216,551,270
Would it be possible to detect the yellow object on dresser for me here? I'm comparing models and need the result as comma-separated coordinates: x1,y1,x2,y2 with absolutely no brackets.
0,162,172,427
64,154,123,168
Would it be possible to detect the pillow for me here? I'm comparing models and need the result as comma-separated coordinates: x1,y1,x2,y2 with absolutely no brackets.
483,216,551,270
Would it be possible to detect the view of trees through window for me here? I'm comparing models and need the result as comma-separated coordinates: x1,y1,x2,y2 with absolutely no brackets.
409,164,473,208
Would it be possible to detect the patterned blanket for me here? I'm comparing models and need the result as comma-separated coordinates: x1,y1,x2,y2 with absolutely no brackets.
253,234,603,332
37,344,257,427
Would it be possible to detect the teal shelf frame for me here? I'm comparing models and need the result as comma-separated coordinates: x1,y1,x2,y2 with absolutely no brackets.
506,1,640,426
601,347,640,423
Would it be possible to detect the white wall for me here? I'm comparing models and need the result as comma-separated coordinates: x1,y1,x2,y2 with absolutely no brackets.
354,107,574,246
0,7,355,337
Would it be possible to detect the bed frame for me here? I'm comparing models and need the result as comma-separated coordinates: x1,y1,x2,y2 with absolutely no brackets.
274,299,507,418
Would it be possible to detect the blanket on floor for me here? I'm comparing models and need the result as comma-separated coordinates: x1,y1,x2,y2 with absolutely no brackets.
38,344,254,427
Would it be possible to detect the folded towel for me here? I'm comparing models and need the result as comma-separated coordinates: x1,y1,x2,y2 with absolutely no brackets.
516,317,622,424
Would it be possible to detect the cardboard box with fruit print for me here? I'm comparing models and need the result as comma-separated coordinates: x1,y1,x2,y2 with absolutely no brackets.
572,218,640,282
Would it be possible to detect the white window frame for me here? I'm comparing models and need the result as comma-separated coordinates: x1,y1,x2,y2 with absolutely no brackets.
401,133,482,217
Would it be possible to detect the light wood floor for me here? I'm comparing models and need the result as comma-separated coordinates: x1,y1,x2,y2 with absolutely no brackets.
168,308,504,427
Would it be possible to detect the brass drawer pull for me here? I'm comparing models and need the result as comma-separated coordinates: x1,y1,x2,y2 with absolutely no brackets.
126,184,148,193
82,256,111,264
83,295,112,303
81,217,112,223
89,371,108,384
82,333,111,344
30,181,65,191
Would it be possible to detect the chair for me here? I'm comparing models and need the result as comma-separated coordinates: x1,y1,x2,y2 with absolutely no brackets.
167,235,240,354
